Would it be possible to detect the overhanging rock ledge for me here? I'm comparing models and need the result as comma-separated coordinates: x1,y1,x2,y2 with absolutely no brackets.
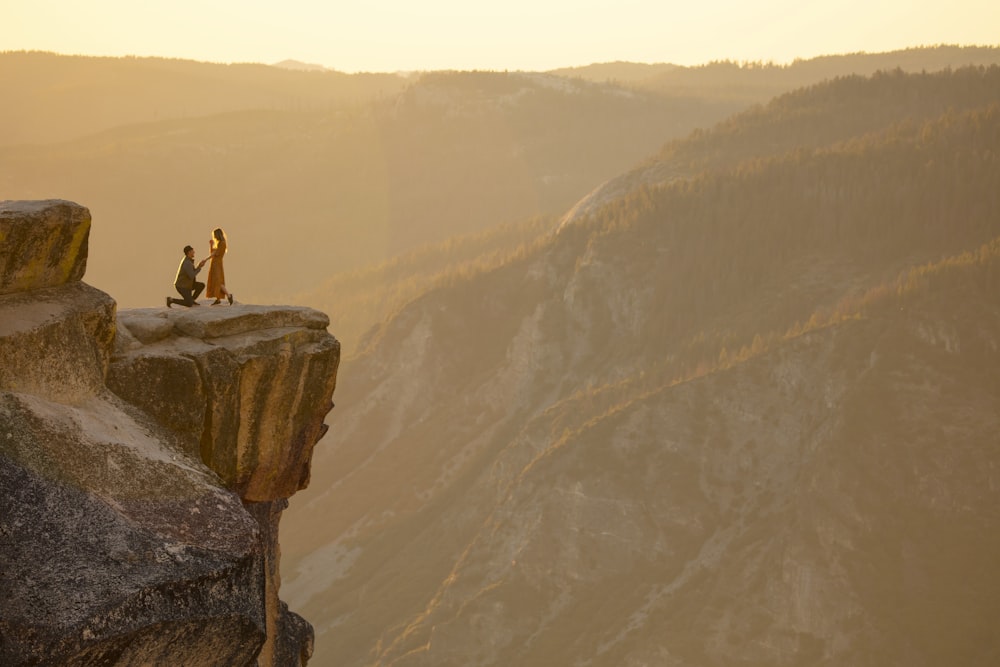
0,199,339,667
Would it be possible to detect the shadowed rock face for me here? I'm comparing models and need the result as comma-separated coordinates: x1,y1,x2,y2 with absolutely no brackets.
109,305,339,501
106,304,340,665
0,200,339,667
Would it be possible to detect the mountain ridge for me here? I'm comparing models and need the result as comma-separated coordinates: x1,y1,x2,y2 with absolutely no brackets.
4,47,998,317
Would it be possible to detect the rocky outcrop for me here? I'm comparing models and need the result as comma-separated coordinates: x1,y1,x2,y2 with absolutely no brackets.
1,388,267,666
0,199,91,295
109,305,338,502
0,200,339,666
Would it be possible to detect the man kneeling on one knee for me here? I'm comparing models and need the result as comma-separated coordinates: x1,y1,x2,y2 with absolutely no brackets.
167,245,207,307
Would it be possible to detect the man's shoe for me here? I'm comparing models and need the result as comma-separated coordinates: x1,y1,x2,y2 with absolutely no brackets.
166,297,172,308
227,293,234,305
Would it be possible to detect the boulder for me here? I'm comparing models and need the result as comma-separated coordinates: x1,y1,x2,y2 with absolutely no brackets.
0,199,90,295
0,281,116,402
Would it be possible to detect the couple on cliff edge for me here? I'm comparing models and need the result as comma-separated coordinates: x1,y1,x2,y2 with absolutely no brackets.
167,227,235,308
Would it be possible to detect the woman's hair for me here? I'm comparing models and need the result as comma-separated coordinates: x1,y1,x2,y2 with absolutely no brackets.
213,228,228,246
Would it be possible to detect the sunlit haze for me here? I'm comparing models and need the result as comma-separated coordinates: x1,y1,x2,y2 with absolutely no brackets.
4,0,1000,660
4,0,998,71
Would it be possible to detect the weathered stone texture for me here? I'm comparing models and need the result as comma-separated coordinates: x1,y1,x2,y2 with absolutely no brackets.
0,199,90,294
0,200,337,666
246,499,315,667
0,281,117,402
109,307,340,502
106,306,339,667
0,393,267,667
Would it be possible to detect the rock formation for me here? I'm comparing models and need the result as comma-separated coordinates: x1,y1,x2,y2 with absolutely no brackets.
0,200,339,666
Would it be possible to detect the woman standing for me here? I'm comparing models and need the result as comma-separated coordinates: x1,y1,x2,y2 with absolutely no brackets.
206,227,234,305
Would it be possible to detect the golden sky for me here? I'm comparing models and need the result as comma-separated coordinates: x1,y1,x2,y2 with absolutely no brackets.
3,0,998,72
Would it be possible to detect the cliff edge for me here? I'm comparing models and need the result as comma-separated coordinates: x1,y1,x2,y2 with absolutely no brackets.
0,200,340,666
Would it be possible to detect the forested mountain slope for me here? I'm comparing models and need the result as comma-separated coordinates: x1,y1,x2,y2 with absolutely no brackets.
601,44,1000,101
281,66,1000,666
552,45,1000,85
563,64,1000,223
294,65,1000,357
289,216,555,357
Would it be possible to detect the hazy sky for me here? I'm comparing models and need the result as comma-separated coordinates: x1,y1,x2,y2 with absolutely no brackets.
4,0,998,72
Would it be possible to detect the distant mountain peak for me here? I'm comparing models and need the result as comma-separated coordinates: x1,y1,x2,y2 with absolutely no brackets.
271,59,330,72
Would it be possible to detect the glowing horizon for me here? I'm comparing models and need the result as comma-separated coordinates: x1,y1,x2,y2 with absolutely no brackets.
4,0,999,73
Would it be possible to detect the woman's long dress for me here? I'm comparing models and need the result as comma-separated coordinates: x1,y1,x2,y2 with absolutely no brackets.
206,239,227,298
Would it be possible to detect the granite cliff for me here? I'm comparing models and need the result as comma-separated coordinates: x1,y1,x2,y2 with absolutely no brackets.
0,200,340,666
